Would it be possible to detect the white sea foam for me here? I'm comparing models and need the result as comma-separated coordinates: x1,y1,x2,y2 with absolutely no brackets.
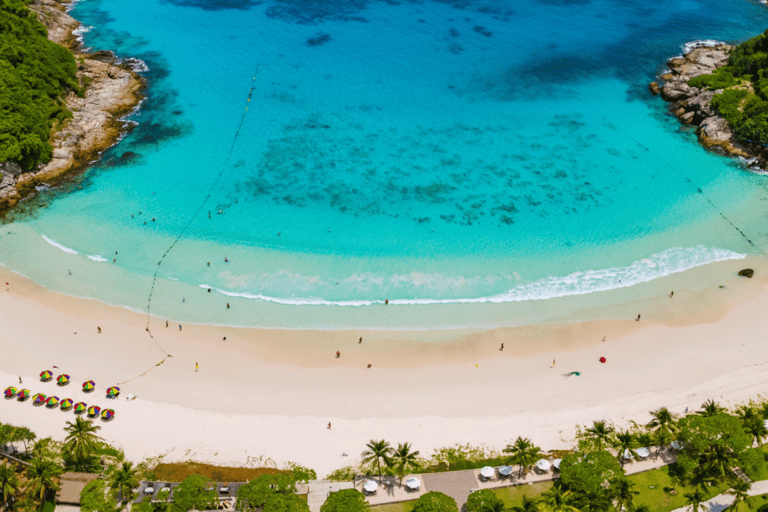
87,254,108,262
41,235,79,255
72,25,92,45
200,246,745,307
119,58,149,73
681,39,724,53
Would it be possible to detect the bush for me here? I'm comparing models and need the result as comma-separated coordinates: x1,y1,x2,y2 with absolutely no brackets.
412,491,458,512
326,466,356,482
466,490,501,512
236,474,296,512
688,66,740,90
320,489,369,512
171,475,218,512
711,89,749,124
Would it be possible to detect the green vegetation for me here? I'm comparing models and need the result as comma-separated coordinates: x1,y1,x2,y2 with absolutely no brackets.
235,473,309,512
410,492,457,512
686,28,768,146
170,475,218,512
321,489,370,512
0,0,83,171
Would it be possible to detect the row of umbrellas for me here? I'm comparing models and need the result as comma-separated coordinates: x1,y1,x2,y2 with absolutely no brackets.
37,372,119,398
362,477,421,493
479,459,562,479
5,387,115,419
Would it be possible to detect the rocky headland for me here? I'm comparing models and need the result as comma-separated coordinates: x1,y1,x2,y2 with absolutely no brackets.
650,44,768,171
0,0,144,214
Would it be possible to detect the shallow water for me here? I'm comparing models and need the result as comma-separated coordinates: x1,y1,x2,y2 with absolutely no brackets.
3,0,768,328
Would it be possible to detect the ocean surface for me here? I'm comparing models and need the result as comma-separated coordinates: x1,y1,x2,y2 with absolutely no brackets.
2,0,768,328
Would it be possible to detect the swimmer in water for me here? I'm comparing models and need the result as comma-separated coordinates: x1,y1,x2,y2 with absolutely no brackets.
224,257,228,263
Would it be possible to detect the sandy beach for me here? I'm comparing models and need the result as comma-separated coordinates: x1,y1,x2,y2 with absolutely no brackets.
2,257,768,477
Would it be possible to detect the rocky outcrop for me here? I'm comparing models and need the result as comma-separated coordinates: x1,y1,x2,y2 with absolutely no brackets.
738,268,754,278
0,0,144,214
654,44,768,170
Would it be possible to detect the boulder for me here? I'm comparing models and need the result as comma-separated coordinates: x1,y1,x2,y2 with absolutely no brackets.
649,82,660,95
700,116,732,142
738,268,754,278
661,81,692,101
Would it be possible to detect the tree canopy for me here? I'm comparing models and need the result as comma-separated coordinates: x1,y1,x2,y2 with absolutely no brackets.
170,475,218,512
236,473,298,512
0,0,82,171
320,489,369,512
411,491,458,512
559,450,622,496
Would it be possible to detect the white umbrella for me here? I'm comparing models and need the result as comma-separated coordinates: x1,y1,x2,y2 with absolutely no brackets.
498,465,513,476
405,477,420,490
670,441,683,451
763,419,768,429
635,447,650,459
535,459,551,472
621,449,633,460
552,459,562,470
363,480,378,493
480,466,494,478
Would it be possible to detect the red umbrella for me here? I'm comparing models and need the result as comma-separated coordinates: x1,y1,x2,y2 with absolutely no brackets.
599,357,606,363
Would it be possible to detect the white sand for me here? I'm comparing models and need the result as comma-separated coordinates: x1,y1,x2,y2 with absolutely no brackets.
1,259,767,477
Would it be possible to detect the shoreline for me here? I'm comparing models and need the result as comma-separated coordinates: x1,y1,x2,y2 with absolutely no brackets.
2,257,768,476
0,0,144,215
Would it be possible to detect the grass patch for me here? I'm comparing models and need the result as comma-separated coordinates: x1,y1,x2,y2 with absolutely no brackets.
151,462,285,483
492,481,554,508
627,466,729,512
371,502,414,512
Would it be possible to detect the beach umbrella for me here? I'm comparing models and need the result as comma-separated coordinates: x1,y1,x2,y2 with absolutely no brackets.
480,466,494,479
101,409,115,420
57,374,70,385
553,459,562,471
405,477,420,490
74,402,87,413
82,380,95,392
40,370,52,381
106,386,120,398
4,387,17,397
60,398,73,410
599,357,606,363
363,480,378,493
498,465,513,476
635,447,650,459
87,405,101,417
33,393,47,404
535,459,551,472
46,396,60,407
17,389,30,400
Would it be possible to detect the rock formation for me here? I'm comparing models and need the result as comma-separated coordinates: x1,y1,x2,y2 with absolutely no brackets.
0,0,144,213
654,44,768,171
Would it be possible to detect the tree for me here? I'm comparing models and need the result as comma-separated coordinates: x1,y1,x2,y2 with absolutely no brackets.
559,451,622,497
697,399,724,418
171,475,218,512
32,438,53,461
264,493,309,512
683,487,707,512
582,421,614,452
64,417,102,469
647,407,677,454
676,413,752,483
509,495,539,512
727,479,754,511
612,430,637,468
320,489,370,512
539,485,577,512
236,474,296,512
610,478,638,512
0,464,20,507
14,427,36,453
573,486,611,512
361,440,392,482
25,459,62,505
80,478,119,512
412,492,459,512
389,443,420,485
109,462,140,505
287,463,317,484
466,490,502,512
504,437,541,478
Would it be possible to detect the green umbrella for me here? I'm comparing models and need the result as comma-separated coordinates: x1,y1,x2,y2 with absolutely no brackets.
57,374,70,385
74,402,87,413
60,398,73,410
106,386,120,397
39,370,52,381
82,380,95,392
46,396,59,407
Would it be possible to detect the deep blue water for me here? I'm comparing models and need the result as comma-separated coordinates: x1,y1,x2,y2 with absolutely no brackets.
2,0,768,327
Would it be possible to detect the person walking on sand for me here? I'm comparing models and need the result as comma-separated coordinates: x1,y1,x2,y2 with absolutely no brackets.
166,320,169,328
552,359,555,368
97,326,101,333
179,324,182,331
195,362,198,372
328,422,331,430
500,343,504,351
359,337,362,343
18,377,22,384
636,313,641,321
336,351,340,358
226,303,230,309
670,290,674,298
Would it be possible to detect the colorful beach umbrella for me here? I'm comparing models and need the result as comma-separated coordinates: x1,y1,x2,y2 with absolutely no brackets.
4,387,17,397
17,389,30,400
33,393,47,404
40,370,52,381
106,386,120,398
101,409,115,420
46,396,60,407
82,380,95,392
60,398,73,410
74,402,87,413
57,374,70,385
87,405,101,417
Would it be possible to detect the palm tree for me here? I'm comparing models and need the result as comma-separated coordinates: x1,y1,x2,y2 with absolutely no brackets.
697,399,724,417
574,486,612,512
743,417,768,447
0,464,20,507
504,437,541,479
64,417,101,468
362,439,392,483
389,443,420,485
109,461,140,504
727,480,754,511
31,438,53,461
539,485,577,512
610,478,639,512
633,505,651,512
612,430,637,468
25,459,62,504
482,500,507,512
584,421,614,452
647,407,677,454
509,495,539,512
683,487,707,512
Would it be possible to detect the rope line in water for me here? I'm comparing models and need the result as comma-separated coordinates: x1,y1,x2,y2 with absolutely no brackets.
602,116,765,256
120,69,259,385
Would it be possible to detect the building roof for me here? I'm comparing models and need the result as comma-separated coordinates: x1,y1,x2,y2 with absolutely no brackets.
56,472,101,504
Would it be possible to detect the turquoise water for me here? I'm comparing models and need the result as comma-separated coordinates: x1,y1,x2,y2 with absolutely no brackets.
3,0,768,328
